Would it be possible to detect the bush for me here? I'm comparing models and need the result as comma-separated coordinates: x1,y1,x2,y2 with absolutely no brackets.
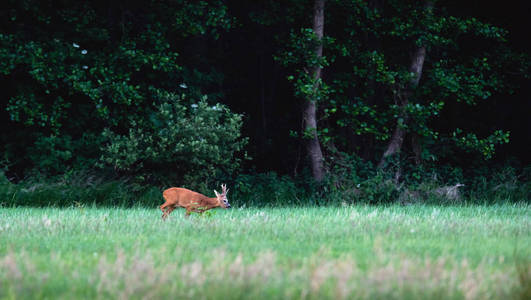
1,161,528,207
322,151,530,205
466,165,531,203
323,152,400,204
100,91,248,188
26,133,103,176
232,172,311,207
0,170,16,206
0,170,160,207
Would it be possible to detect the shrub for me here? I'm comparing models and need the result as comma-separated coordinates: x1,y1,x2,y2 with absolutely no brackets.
322,150,529,205
232,172,310,207
466,165,531,203
100,91,248,188
0,170,159,207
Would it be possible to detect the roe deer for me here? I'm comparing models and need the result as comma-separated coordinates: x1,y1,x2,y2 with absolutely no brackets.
160,184,231,219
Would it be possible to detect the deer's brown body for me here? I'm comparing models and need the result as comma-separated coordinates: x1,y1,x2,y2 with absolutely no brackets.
160,184,230,219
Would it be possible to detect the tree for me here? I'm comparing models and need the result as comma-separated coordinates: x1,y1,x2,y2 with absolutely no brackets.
320,0,518,179
274,0,328,182
302,0,326,182
377,1,433,178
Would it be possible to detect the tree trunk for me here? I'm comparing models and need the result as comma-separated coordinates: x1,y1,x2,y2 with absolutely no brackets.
302,0,326,182
378,1,432,169
378,45,426,169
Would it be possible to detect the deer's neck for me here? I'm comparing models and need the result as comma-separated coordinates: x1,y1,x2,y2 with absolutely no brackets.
203,196,220,208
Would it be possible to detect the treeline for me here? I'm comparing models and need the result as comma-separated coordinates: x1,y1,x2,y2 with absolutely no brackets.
0,0,529,205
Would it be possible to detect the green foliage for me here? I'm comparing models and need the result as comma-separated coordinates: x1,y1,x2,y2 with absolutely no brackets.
267,0,520,166
25,133,104,174
232,172,310,207
100,92,247,187
0,0,528,193
452,129,510,159
0,0,234,179
277,28,333,104
1,162,529,207
322,152,400,204
308,0,521,163
321,149,530,205
466,165,531,203
0,170,16,206
0,170,158,207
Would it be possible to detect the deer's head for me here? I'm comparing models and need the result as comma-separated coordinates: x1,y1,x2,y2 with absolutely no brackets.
214,184,231,208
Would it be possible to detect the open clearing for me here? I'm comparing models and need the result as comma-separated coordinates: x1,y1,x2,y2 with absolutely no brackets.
0,205,529,299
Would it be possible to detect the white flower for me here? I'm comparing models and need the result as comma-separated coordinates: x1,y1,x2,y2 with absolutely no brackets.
73,42,80,48
191,104,198,108
81,49,87,55
179,83,188,88
82,65,88,70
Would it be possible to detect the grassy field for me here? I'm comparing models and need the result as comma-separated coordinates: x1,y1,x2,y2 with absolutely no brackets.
0,204,529,299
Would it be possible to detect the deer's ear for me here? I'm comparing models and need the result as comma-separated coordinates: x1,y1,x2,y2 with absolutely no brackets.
214,190,220,197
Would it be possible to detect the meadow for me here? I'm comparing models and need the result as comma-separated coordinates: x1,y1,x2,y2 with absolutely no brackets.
0,204,529,299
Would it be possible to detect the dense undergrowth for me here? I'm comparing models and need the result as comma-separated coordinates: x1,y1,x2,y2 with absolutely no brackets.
1,164,529,207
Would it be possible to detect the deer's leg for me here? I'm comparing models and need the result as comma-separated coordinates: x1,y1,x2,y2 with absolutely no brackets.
185,207,195,217
164,206,175,219
160,203,170,219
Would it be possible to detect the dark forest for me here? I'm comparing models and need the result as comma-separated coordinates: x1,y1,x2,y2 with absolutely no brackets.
1,0,530,205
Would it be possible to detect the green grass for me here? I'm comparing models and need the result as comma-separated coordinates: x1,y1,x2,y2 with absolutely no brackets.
0,204,529,299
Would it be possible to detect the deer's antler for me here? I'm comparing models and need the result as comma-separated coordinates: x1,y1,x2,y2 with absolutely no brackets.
221,184,229,194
